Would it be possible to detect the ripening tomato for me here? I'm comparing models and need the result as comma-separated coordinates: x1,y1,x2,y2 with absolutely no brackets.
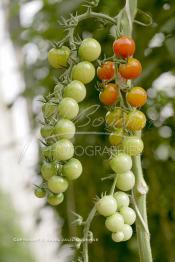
109,128,123,146
119,58,142,79
97,61,115,81
126,87,147,107
105,108,128,128
113,36,135,58
99,83,119,105
126,110,146,131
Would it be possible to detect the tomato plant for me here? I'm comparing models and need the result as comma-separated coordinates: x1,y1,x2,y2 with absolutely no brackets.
36,1,153,260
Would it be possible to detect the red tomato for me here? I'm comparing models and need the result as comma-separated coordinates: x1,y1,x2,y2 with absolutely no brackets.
119,58,142,79
126,87,147,107
99,83,119,105
97,61,115,81
113,36,135,58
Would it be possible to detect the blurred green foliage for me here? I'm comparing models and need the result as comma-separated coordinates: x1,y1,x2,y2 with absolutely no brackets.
8,0,175,261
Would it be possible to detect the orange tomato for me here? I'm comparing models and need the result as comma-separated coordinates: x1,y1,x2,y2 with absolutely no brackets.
119,58,142,79
99,83,119,105
126,87,147,107
97,61,115,81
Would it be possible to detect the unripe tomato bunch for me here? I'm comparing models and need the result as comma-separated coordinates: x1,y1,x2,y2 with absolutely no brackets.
35,38,102,205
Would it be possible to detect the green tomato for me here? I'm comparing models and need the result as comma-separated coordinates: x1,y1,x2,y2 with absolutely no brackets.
105,212,124,233
110,153,132,174
42,102,57,119
122,224,133,241
40,125,53,139
48,46,70,69
112,232,124,243
113,191,130,210
53,139,74,161
62,158,82,180
116,171,135,191
47,192,64,206
58,98,79,120
120,207,136,225
122,136,144,156
41,161,57,181
48,176,68,193
34,188,46,198
41,145,53,160
63,80,86,103
78,38,101,62
72,61,95,84
96,195,117,217
109,129,123,146
54,119,76,139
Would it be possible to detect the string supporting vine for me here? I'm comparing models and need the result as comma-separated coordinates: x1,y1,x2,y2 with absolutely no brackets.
34,0,153,261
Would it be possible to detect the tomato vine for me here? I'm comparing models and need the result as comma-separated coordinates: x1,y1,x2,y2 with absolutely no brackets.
35,0,153,261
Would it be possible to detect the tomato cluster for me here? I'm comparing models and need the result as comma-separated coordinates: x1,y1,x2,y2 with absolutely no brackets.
94,36,148,243
36,35,147,244
35,38,102,205
96,36,147,151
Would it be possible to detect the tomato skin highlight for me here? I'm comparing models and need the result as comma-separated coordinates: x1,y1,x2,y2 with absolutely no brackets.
119,58,142,79
99,83,119,105
113,36,135,58
97,61,115,81
126,86,147,107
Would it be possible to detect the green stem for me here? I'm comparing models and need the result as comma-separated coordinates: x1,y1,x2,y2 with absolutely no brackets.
110,174,118,195
82,206,97,262
132,152,153,262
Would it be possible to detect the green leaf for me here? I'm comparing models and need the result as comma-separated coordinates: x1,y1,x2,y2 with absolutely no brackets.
121,0,137,36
